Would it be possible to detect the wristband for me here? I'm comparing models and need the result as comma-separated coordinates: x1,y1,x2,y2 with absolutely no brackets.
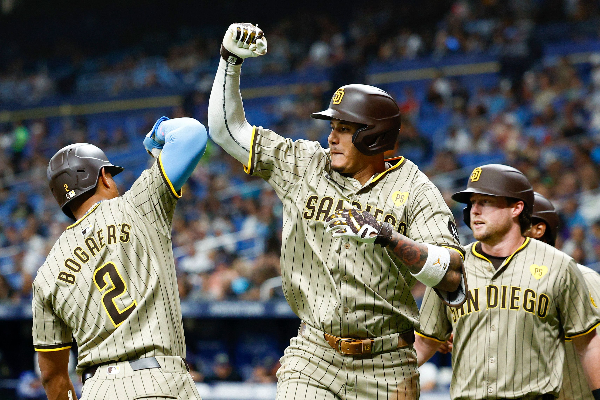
411,244,450,287
592,388,600,400
220,45,244,65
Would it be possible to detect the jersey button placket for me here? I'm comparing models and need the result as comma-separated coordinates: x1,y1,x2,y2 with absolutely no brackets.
488,307,499,389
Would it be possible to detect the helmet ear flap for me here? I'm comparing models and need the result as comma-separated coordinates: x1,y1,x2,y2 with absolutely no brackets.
463,205,471,229
352,125,372,154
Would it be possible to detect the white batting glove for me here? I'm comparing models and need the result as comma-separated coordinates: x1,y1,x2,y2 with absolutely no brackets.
221,23,268,63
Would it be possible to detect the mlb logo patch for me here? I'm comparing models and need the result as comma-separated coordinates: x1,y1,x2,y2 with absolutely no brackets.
106,366,120,375
81,225,93,237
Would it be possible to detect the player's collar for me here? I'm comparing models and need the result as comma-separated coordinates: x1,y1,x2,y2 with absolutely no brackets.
370,156,405,185
471,237,530,272
66,201,102,230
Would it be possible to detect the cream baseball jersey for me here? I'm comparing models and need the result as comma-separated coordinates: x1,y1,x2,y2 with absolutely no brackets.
559,264,600,400
245,126,464,338
32,160,186,373
418,238,600,399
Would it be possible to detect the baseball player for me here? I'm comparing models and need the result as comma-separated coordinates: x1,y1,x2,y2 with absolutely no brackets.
415,164,600,399
33,117,207,400
208,23,467,399
525,192,600,400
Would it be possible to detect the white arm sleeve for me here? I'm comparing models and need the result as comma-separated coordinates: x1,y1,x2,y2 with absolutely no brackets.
208,58,253,165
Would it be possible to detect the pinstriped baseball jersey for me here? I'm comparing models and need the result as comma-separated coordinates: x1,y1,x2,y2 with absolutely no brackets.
32,160,186,374
418,238,600,399
559,264,600,400
245,126,463,338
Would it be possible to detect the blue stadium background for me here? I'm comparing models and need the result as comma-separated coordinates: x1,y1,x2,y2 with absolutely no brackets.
2,0,600,398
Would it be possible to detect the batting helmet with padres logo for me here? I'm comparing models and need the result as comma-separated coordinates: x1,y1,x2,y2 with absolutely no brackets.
311,84,401,155
452,164,534,232
531,192,560,246
48,143,124,220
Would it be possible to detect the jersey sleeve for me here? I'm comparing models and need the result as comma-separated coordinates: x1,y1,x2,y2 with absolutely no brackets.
244,126,323,198
406,173,465,258
558,260,600,339
417,286,453,342
122,158,180,236
582,267,600,315
32,279,74,352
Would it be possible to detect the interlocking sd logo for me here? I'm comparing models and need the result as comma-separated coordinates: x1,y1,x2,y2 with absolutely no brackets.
332,88,345,105
470,167,482,182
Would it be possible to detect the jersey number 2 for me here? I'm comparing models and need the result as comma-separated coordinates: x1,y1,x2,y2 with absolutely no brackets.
93,262,137,327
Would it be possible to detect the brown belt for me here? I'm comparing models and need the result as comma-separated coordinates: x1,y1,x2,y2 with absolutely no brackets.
323,330,415,356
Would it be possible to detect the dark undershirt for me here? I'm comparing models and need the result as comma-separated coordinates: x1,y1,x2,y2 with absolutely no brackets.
475,242,507,270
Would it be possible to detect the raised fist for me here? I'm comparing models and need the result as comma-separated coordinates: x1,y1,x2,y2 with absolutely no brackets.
222,23,268,60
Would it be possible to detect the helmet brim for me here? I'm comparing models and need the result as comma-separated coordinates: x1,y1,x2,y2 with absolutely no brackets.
451,188,502,204
311,109,369,126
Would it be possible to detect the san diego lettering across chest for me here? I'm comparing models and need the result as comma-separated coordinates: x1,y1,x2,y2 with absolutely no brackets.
448,284,551,323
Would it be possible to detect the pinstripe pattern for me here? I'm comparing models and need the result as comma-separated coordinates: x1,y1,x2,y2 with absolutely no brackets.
249,127,461,338
418,239,600,399
559,264,600,400
32,160,199,398
80,356,198,400
247,127,461,398
276,333,419,400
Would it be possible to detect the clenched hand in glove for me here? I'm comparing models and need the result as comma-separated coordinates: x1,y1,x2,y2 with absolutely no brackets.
325,209,393,247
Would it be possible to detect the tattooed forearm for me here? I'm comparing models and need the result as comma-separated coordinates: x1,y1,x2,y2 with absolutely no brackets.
387,233,464,291
388,232,429,274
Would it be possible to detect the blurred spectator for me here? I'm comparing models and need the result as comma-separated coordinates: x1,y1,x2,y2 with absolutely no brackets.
590,220,600,263
204,353,243,383
248,357,278,384
10,121,30,173
395,119,433,165
562,225,595,264
10,192,34,223
0,274,15,303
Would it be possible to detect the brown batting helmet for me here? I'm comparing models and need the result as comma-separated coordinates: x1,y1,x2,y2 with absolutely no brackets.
531,192,559,246
311,84,401,155
452,164,534,229
47,143,123,220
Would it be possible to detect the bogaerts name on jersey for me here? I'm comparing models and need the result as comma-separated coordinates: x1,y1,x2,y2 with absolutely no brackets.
58,224,131,284
449,285,551,322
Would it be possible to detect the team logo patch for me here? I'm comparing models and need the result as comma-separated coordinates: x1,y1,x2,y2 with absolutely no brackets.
106,365,120,375
591,293,597,308
391,191,409,207
470,167,482,182
448,220,460,243
530,264,548,279
332,88,345,105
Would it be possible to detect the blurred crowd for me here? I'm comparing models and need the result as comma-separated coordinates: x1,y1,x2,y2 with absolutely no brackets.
2,0,600,392
2,0,599,105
